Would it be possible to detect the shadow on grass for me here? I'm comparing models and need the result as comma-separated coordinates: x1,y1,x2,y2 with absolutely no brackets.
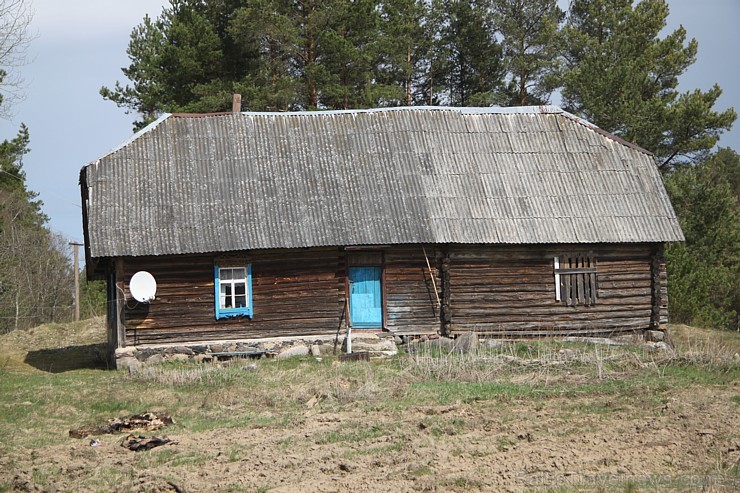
24,343,109,372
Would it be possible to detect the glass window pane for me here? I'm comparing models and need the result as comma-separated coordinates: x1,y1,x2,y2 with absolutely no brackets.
216,265,250,315
222,283,232,308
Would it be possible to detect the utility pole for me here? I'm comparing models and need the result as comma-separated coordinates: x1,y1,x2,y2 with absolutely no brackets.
69,242,83,322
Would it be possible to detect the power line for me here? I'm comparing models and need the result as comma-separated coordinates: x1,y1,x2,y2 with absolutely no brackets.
0,169,82,209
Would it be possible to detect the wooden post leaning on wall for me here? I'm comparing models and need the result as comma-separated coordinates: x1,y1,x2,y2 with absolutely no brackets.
115,258,127,348
440,249,451,336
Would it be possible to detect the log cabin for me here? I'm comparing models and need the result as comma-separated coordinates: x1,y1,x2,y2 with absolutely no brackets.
80,105,684,368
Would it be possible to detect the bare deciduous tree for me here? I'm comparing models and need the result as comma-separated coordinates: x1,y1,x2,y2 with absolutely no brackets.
0,0,34,117
0,191,74,332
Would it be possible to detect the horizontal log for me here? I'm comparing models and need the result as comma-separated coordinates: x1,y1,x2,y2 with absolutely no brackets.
448,249,652,262
451,317,649,330
127,328,339,344
129,315,342,332
448,325,645,337
451,312,651,324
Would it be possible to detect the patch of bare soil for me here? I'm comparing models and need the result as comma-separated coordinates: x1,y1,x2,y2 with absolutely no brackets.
5,384,738,492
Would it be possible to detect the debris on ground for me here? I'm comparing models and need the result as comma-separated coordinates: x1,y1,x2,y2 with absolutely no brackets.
69,412,174,438
108,412,174,433
120,434,175,452
68,425,111,439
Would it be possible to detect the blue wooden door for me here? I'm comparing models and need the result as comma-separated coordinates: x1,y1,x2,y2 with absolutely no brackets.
348,266,383,328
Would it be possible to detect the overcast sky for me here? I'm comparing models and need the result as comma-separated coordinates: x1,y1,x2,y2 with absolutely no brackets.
0,0,738,245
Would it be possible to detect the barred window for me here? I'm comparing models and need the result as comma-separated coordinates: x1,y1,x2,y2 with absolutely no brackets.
554,254,597,306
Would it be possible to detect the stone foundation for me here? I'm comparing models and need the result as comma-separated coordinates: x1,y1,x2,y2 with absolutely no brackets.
113,333,399,370
112,329,668,370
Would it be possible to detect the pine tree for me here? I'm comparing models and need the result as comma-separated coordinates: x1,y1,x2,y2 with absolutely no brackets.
293,0,324,109
428,0,505,106
229,0,302,111
561,0,735,167
101,0,231,130
318,0,381,110
665,148,740,330
0,123,44,223
492,0,563,106
375,0,431,106
0,123,30,194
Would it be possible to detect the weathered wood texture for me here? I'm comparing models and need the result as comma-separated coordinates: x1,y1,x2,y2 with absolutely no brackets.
122,248,344,345
115,243,667,346
120,246,442,346
384,246,441,333
446,244,662,337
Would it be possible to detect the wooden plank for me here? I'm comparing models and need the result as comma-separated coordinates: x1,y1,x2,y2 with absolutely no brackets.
587,271,597,305
576,256,586,306
563,269,572,306
554,268,597,275
116,258,126,348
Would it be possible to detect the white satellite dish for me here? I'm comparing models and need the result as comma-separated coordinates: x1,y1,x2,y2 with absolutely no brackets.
129,271,157,303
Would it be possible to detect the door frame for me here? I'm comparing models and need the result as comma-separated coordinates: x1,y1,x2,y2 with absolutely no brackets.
344,250,386,330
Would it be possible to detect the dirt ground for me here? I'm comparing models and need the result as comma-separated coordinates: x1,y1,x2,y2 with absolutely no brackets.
5,382,739,492
2,321,738,492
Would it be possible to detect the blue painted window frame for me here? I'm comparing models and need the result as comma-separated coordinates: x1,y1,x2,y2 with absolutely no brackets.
214,264,253,319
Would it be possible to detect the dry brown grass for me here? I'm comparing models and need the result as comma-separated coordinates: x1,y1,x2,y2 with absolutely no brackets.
0,317,105,350
0,317,107,372
668,323,740,364
399,336,678,386
128,357,393,415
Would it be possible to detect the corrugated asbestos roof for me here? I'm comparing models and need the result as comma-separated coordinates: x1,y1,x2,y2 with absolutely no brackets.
81,106,684,258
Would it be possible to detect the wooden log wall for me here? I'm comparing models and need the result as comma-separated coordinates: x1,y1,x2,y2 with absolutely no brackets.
384,246,442,333
446,244,662,337
115,242,667,346
121,248,343,345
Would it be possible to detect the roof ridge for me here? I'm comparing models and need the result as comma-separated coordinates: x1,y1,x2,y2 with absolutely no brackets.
556,111,654,157
89,106,653,165
226,105,564,117
177,105,655,157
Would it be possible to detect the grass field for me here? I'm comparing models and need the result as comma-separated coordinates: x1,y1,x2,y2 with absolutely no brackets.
0,320,738,492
